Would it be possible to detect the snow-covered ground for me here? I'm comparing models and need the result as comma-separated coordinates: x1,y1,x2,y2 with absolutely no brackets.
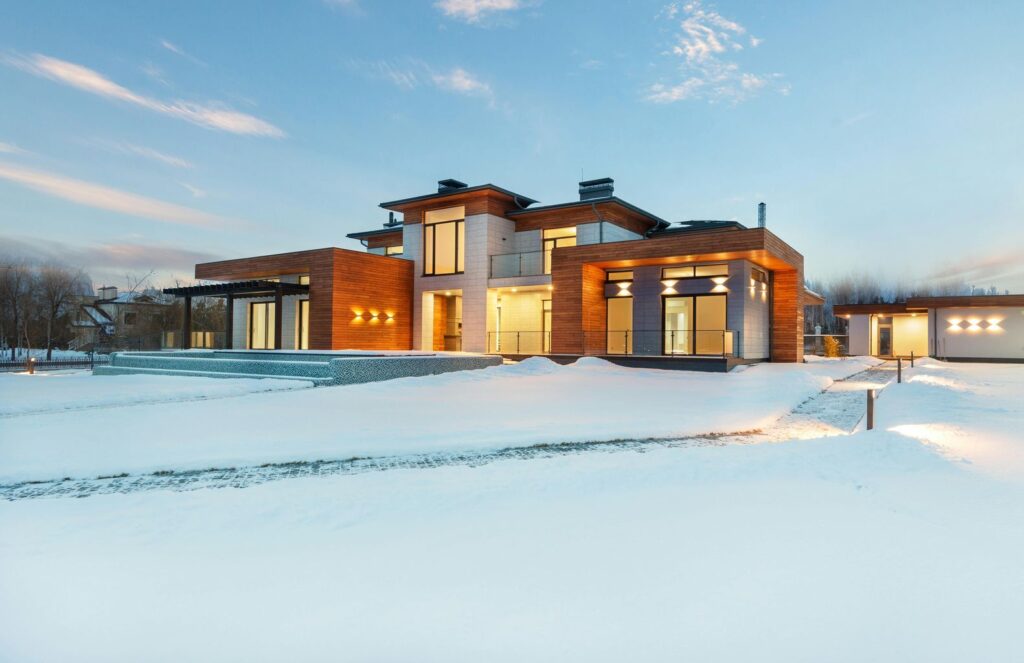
0,356,879,483
0,358,1022,661
0,371,312,417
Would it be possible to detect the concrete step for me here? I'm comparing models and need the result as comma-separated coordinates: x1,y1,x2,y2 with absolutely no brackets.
94,365,329,385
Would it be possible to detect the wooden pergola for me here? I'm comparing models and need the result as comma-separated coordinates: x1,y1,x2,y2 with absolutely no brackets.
163,280,310,349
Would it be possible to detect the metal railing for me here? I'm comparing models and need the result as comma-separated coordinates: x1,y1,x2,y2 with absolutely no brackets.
586,329,739,357
0,353,111,373
486,329,739,357
487,331,551,355
489,250,549,278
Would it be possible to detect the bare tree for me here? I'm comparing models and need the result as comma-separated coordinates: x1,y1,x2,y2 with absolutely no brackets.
38,264,87,360
0,260,35,360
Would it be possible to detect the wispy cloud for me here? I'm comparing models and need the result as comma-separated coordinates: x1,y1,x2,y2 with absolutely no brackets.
347,59,495,105
159,39,206,67
0,161,229,228
323,0,363,13
928,251,1024,289
179,182,207,198
88,140,193,169
0,141,28,155
5,53,285,137
436,0,525,24
647,1,788,104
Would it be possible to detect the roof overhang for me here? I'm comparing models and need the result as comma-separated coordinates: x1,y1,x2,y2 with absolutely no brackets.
163,280,310,299
346,227,404,241
380,184,537,213
507,197,671,231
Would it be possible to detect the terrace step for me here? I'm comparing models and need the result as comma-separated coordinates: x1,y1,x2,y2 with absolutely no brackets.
109,354,333,378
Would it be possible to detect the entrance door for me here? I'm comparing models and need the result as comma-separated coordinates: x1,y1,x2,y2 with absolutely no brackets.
878,326,892,356
249,301,276,349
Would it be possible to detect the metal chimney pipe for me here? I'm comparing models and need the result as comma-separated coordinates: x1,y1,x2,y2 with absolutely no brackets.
757,202,766,228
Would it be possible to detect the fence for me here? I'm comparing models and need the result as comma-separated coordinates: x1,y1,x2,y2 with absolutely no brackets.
0,354,111,373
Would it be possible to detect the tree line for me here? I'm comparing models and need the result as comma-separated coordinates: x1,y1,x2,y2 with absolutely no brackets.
1,259,91,360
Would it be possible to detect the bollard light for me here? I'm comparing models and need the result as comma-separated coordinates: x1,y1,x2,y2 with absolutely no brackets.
27,357,36,375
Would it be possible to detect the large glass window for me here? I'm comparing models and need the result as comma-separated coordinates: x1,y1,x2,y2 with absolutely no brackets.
424,206,465,275
386,245,404,256
607,297,633,355
663,295,726,355
543,227,577,274
249,302,276,349
296,299,309,350
662,264,728,280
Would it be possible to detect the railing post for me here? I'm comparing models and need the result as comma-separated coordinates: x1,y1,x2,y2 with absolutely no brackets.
866,389,875,430
516,332,520,354
910,351,914,367
897,357,902,383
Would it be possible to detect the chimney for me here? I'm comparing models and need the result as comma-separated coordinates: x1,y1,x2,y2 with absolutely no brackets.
757,202,766,228
437,178,468,193
98,285,118,300
384,211,401,228
579,177,614,201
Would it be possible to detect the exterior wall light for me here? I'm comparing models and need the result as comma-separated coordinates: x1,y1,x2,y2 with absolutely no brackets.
711,277,729,293
661,279,678,295
616,281,632,296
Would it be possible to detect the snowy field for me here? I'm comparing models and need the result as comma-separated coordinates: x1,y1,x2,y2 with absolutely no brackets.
0,371,312,417
1,358,1022,661
0,356,877,483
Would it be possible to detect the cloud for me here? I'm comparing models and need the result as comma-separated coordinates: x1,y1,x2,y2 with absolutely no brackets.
347,59,495,105
647,1,787,104
323,0,363,13
0,141,27,155
179,182,207,198
0,234,223,287
927,251,1024,289
435,0,524,23
5,53,284,137
0,161,229,228
88,140,193,169
159,39,206,67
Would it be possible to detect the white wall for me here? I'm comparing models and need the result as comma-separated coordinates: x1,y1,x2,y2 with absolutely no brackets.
933,306,1024,360
848,315,870,356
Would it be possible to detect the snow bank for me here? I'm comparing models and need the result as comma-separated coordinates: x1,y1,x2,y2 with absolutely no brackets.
0,356,879,482
0,372,312,417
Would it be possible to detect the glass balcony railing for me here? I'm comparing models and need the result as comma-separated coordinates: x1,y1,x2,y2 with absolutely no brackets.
489,250,548,278
485,329,739,357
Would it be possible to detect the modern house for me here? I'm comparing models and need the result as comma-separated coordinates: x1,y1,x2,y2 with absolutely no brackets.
836,295,1024,362
72,286,174,351
165,177,817,369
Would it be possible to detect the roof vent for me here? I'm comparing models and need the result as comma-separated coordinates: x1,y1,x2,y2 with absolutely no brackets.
757,202,766,228
438,178,468,193
579,177,614,201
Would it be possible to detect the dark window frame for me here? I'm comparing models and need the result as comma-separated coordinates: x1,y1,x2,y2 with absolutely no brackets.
661,264,729,280
423,218,465,277
248,301,276,350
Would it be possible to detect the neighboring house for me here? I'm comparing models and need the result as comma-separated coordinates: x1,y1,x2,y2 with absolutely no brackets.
836,295,1024,362
72,286,174,351
165,177,816,368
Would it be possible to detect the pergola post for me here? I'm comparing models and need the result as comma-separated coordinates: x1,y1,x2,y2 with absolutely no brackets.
274,285,283,350
224,294,234,350
182,295,192,350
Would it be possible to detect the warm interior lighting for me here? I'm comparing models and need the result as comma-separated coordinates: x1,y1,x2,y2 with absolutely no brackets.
445,291,452,296
511,288,518,293
547,285,554,291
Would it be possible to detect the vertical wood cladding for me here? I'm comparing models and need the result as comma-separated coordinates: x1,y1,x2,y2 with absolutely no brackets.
196,248,413,351
432,295,448,351
550,228,805,362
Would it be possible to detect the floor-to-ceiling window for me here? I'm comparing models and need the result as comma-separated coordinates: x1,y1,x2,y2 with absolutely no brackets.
542,299,552,353
423,206,465,276
543,227,576,274
607,297,633,354
663,295,727,355
249,301,276,349
296,299,309,350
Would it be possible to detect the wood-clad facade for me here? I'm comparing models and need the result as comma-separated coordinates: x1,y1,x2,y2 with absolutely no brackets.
184,178,812,364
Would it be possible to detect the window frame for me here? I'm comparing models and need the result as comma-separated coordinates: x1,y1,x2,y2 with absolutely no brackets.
543,227,577,275
661,264,729,280
661,293,728,356
423,219,465,276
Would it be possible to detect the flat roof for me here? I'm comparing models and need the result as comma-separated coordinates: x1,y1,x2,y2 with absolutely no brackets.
379,184,538,211
835,294,1024,315
346,226,404,240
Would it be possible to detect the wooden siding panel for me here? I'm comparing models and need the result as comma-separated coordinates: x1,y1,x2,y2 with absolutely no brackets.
511,202,652,235
367,231,403,249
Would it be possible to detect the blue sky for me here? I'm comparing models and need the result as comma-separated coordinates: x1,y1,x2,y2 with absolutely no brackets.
1,0,1022,291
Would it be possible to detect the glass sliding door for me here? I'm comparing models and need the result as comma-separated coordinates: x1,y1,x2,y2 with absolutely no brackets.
248,301,276,349
296,299,309,350
663,295,727,355
663,297,694,355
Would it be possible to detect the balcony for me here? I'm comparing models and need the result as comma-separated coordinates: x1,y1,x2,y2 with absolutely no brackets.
489,250,549,278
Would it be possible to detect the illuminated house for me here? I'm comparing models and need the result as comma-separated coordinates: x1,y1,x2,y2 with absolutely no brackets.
166,178,818,369
835,295,1024,362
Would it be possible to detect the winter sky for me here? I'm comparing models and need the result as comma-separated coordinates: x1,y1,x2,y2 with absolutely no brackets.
1,0,1022,291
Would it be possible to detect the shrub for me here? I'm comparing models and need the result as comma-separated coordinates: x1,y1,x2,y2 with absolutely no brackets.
824,336,841,358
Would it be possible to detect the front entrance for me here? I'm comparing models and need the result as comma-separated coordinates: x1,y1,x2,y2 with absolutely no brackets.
248,301,276,349
878,324,892,356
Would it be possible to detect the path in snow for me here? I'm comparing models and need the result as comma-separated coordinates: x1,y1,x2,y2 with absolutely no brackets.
0,362,896,501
